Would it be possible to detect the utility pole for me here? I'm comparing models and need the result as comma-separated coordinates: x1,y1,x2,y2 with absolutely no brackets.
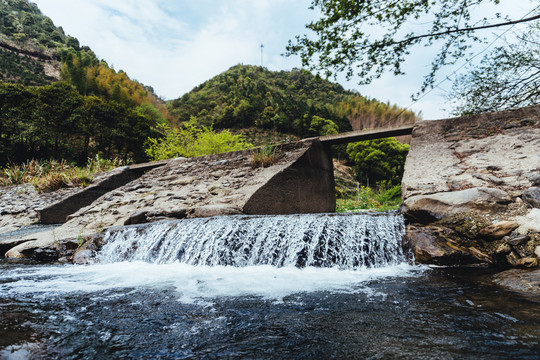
260,44,264,67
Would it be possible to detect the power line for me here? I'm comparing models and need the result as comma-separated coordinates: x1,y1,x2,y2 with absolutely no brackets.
400,6,540,119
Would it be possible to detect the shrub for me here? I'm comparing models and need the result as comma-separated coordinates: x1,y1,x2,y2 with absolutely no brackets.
145,117,252,160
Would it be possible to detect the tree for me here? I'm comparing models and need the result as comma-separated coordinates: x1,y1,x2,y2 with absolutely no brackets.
286,0,540,95
347,138,409,187
309,115,339,136
449,24,540,115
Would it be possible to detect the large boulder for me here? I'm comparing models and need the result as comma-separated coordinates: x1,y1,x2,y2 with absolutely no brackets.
402,187,511,224
401,105,540,269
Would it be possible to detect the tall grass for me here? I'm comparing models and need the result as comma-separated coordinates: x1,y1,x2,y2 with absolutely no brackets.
0,156,130,192
251,145,280,168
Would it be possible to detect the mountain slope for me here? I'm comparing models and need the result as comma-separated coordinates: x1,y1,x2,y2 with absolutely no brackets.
169,65,419,140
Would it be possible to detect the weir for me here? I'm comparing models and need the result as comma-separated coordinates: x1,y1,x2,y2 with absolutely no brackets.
97,212,407,269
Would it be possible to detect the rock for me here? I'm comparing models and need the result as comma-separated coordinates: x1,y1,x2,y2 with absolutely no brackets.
528,173,540,186
188,205,242,218
535,246,540,258
124,211,149,225
522,187,540,208
515,257,539,268
402,187,511,224
515,209,540,235
73,249,94,264
495,243,511,254
506,252,520,266
478,221,519,240
506,235,530,246
403,226,482,265
491,268,540,298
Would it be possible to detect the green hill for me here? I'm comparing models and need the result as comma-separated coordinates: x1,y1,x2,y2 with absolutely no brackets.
168,65,419,144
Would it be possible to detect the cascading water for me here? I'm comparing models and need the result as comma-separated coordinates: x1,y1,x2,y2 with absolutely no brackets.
97,212,407,268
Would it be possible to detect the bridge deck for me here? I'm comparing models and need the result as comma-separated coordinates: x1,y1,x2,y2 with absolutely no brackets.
319,125,414,146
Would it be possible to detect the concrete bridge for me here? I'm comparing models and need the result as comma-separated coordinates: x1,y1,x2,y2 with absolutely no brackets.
319,125,414,146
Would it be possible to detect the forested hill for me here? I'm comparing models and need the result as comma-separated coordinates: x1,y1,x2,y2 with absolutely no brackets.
169,65,419,139
0,0,161,105
0,0,168,166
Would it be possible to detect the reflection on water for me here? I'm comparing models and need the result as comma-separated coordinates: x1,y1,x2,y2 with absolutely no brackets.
1,263,539,359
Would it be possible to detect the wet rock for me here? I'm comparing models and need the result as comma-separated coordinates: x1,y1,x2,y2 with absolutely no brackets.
403,226,482,265
478,221,519,240
522,187,540,208
73,249,94,264
507,235,530,246
492,268,540,297
515,257,539,268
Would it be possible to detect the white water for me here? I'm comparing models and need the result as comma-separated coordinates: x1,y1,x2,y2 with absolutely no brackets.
1,213,424,304
98,213,407,268
0,262,422,304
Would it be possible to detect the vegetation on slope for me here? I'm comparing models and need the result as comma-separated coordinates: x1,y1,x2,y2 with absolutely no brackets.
0,155,128,192
0,0,170,166
169,65,354,139
168,64,419,145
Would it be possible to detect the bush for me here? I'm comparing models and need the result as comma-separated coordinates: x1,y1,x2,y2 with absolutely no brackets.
336,183,402,212
346,138,409,187
0,156,127,192
145,117,252,160
251,145,280,168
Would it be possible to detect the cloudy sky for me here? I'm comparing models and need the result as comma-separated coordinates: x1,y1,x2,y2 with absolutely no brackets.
31,0,536,119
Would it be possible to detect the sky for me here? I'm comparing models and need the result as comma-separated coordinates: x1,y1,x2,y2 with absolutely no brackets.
30,0,537,120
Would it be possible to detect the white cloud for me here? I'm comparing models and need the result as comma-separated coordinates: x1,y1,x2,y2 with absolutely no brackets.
30,0,536,119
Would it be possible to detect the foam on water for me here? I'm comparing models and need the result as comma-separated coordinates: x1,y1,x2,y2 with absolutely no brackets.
0,262,423,304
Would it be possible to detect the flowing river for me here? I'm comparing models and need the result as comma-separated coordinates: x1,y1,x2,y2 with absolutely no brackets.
1,213,539,359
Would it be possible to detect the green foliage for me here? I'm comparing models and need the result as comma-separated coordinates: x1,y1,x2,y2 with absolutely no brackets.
168,65,353,138
0,82,160,165
145,118,253,161
0,0,68,55
309,115,338,136
346,138,409,187
336,184,402,213
0,47,55,85
449,23,540,116
286,0,537,95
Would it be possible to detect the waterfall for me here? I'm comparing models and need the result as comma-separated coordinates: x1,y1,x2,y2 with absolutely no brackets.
97,212,407,269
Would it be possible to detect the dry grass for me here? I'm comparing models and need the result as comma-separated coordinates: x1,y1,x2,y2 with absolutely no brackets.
0,155,129,192
251,145,280,168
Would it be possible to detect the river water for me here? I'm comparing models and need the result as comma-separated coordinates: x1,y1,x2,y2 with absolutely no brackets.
1,213,539,359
